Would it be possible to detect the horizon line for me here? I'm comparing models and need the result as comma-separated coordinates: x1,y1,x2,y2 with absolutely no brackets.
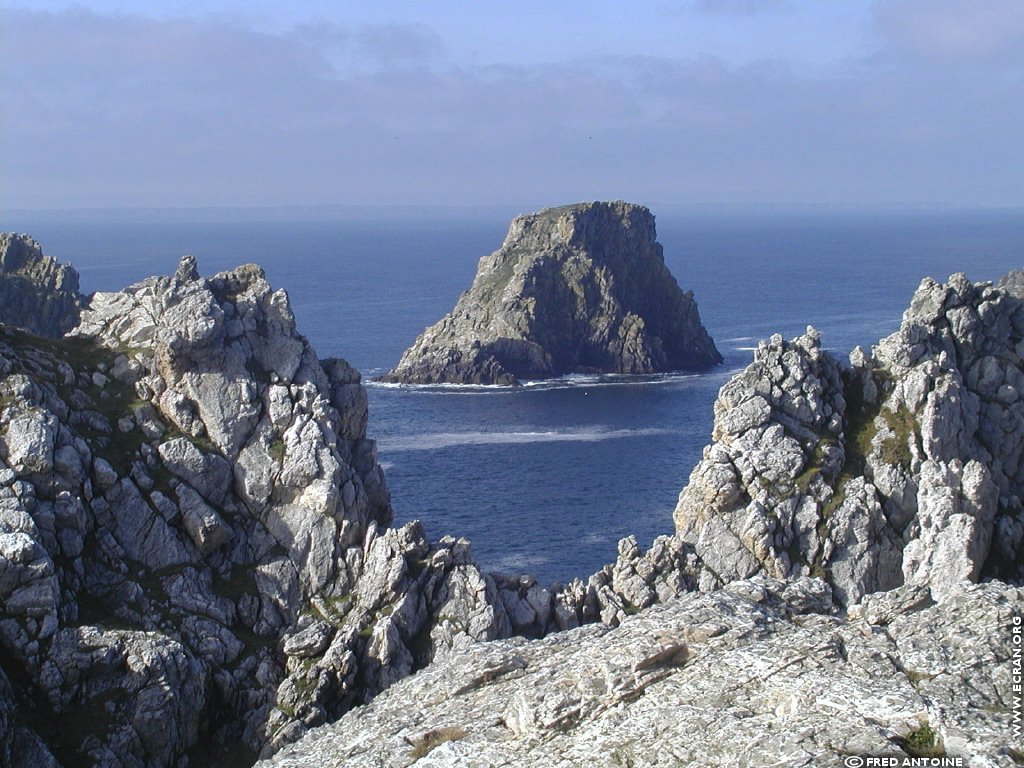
4,201,1024,223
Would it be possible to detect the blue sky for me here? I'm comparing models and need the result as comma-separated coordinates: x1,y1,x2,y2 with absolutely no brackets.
2,1,1023,210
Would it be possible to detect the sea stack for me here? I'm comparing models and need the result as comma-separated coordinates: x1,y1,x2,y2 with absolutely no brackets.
381,201,722,385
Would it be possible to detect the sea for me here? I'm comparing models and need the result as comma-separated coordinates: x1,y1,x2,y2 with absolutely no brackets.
5,209,1023,585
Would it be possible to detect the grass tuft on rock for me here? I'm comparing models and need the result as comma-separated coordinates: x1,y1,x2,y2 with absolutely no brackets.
407,726,468,760
879,404,917,469
900,723,943,758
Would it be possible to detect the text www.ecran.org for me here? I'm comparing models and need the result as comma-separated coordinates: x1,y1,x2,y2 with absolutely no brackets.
1014,614,1022,740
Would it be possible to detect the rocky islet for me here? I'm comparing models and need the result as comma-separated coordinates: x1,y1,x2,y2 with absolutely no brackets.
0,228,1019,767
381,201,722,385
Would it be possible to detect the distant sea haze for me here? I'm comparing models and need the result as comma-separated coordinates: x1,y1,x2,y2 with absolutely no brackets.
9,209,1024,583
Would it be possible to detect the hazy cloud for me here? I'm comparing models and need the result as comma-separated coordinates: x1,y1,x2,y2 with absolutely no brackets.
2,5,1022,209
353,23,444,64
692,0,785,15
874,0,1024,60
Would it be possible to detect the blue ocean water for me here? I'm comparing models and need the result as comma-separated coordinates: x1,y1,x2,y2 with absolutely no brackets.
6,210,1023,584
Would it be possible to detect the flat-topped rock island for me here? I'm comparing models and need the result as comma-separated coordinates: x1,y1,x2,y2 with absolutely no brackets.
380,201,722,385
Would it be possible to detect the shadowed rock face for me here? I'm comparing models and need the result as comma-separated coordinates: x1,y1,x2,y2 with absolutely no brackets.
0,234,84,337
381,202,722,385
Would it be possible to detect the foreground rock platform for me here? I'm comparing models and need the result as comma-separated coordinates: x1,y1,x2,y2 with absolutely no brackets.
381,202,722,385
260,578,1021,767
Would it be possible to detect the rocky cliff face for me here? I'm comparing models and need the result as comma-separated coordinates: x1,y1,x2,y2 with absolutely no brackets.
381,202,722,385
0,234,84,338
0,256,536,767
673,272,1024,606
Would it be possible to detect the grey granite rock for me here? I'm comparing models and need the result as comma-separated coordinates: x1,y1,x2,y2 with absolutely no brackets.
259,579,1021,768
41,625,209,767
0,234,84,337
382,202,721,385
674,271,1024,604
3,239,1022,768
0,253,401,765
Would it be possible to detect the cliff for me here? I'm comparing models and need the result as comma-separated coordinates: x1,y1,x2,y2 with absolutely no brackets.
0,255,534,766
381,202,722,385
673,271,1024,605
0,236,1020,768
0,234,83,337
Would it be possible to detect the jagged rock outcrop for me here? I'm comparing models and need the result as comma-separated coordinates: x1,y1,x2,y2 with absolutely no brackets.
0,248,710,767
381,202,721,385
0,255,534,766
673,272,1024,605
259,578,1021,767
0,234,84,337
263,524,698,753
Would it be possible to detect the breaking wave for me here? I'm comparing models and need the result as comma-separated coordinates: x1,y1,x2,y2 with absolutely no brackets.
368,370,709,394
379,427,672,452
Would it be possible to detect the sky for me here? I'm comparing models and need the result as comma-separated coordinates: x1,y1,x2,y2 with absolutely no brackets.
2,0,1023,211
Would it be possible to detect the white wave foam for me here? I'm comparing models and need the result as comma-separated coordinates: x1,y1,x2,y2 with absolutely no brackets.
734,346,758,351
367,380,508,393
520,372,702,390
367,371,705,394
380,427,672,452
486,552,553,575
